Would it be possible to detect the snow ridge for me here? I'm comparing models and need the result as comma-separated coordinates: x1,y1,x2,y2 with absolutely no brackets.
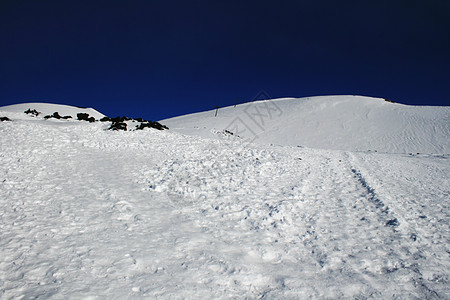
0,102,106,120
161,95,450,154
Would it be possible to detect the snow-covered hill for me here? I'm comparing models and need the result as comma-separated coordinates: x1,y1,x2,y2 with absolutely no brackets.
0,102,105,120
1,103,449,298
161,96,450,154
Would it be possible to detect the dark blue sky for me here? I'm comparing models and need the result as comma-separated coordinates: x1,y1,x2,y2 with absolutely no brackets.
1,0,449,120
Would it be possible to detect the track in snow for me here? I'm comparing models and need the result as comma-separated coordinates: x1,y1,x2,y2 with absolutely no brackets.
138,135,447,298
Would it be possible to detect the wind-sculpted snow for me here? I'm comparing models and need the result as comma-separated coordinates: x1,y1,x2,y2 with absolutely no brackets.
0,111,449,298
161,95,450,154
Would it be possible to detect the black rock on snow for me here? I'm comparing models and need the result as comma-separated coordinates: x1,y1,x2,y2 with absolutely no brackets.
77,113,96,122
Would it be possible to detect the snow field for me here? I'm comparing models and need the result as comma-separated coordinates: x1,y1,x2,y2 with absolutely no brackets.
0,110,449,298
161,95,450,154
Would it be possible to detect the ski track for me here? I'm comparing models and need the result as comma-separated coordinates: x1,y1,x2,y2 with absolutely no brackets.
0,118,449,299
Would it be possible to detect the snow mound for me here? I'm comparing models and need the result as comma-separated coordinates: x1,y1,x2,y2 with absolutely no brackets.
0,102,106,120
161,95,450,154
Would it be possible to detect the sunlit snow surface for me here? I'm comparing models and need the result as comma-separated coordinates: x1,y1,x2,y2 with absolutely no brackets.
162,96,450,154
0,101,449,299
0,103,105,120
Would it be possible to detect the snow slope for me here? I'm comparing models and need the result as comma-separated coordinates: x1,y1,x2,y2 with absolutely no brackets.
1,107,449,299
0,103,106,120
161,96,450,154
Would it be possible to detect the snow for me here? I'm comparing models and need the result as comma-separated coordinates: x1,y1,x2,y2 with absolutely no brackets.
0,101,449,299
161,95,450,154
0,103,105,120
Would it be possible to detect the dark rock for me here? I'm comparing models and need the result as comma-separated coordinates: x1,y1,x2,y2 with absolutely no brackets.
77,113,96,122
109,122,127,131
43,112,61,119
102,115,168,131
24,109,40,116
52,112,62,119
111,116,124,123
111,116,132,122
77,113,90,121
154,121,168,130
100,117,111,122
43,112,72,120
135,121,168,131
0,117,11,122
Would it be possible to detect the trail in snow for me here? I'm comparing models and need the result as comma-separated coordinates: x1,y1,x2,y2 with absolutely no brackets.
143,138,448,298
0,106,449,299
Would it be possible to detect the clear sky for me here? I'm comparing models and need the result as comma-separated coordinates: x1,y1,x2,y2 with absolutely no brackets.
1,0,449,120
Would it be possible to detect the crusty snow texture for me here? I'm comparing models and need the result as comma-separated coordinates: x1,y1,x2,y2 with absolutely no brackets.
0,101,449,299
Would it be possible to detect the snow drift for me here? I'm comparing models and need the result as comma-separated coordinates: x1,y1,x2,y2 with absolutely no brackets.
161,95,450,154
